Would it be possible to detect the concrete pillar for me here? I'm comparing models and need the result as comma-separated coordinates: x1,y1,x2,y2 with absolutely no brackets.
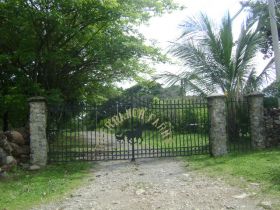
207,94,228,156
28,97,47,167
247,92,266,149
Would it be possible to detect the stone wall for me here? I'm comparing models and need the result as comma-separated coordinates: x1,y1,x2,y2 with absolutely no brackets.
207,94,227,156
0,129,30,171
29,97,48,167
247,93,266,149
264,108,280,147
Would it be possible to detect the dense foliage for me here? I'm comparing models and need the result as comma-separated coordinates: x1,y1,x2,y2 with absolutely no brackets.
0,0,176,130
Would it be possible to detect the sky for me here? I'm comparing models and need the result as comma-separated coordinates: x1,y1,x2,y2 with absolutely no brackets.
140,0,246,49
117,0,270,89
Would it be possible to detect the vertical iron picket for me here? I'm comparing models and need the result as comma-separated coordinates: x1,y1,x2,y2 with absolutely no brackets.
47,97,210,162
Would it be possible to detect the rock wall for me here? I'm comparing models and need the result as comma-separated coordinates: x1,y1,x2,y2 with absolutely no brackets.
264,108,280,147
29,97,47,166
0,129,30,172
207,95,228,156
247,93,266,149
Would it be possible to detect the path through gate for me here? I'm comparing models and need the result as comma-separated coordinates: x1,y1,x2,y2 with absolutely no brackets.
47,97,209,162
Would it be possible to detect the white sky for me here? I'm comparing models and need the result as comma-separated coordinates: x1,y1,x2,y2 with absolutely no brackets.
140,0,245,49
117,0,271,89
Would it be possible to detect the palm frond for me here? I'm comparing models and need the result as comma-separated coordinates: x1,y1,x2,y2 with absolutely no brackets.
161,12,264,98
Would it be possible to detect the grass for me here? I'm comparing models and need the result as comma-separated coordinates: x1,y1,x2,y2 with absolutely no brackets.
47,131,210,161
50,130,209,150
0,162,92,210
184,149,280,196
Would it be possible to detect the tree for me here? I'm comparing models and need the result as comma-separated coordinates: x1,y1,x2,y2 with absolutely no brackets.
159,13,268,99
0,0,176,130
243,0,280,58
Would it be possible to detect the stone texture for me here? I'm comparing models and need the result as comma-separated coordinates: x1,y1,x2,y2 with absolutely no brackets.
259,201,272,209
5,155,16,165
4,130,26,145
29,164,41,171
247,93,265,149
264,108,280,147
29,97,48,166
0,133,12,154
207,94,227,156
10,143,30,158
0,148,8,165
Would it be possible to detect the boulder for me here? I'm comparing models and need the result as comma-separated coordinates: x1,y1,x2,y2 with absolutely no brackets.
15,127,30,144
5,131,25,146
10,142,22,157
4,155,17,165
0,133,13,154
0,148,8,165
9,143,30,159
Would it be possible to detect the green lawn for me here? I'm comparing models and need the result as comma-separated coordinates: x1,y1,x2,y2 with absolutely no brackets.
0,162,92,210
49,131,209,150
184,149,280,196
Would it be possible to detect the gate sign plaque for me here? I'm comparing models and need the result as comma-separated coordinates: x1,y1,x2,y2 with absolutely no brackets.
104,108,172,139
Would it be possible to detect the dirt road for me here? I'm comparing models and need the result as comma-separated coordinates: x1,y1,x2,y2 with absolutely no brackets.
33,158,271,210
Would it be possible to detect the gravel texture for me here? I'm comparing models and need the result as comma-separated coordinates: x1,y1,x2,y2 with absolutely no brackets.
33,158,270,210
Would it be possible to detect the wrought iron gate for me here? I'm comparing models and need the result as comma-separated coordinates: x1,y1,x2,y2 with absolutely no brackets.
47,97,209,162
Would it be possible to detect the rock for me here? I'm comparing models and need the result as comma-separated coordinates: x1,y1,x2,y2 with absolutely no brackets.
9,142,21,157
29,164,40,171
225,205,235,209
259,201,272,209
15,127,30,144
0,169,8,178
5,156,17,165
0,133,13,154
10,143,30,157
135,189,145,195
250,182,260,187
0,148,8,165
70,194,82,198
5,131,25,146
232,193,249,199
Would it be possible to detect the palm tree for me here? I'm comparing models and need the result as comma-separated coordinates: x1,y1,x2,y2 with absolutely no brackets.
158,13,273,142
160,13,271,100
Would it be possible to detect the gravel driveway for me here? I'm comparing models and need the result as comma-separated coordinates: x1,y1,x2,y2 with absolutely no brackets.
33,158,271,210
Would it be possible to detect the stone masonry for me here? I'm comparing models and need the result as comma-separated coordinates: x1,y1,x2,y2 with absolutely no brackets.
207,94,227,156
247,93,266,149
28,97,48,166
264,108,280,147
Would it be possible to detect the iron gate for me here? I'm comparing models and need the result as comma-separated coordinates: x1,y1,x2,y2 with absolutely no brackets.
47,97,209,162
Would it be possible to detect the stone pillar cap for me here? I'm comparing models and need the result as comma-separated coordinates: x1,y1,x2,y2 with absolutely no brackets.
245,92,264,97
28,96,46,103
207,93,226,98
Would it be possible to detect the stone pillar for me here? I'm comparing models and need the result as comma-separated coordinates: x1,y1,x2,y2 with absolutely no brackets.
207,94,228,156
247,92,265,149
28,97,48,167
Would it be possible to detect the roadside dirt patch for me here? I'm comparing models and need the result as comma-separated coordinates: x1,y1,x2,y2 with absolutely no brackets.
33,158,271,210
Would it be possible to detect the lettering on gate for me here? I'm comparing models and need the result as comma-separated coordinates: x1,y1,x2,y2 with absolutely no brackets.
104,108,172,139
